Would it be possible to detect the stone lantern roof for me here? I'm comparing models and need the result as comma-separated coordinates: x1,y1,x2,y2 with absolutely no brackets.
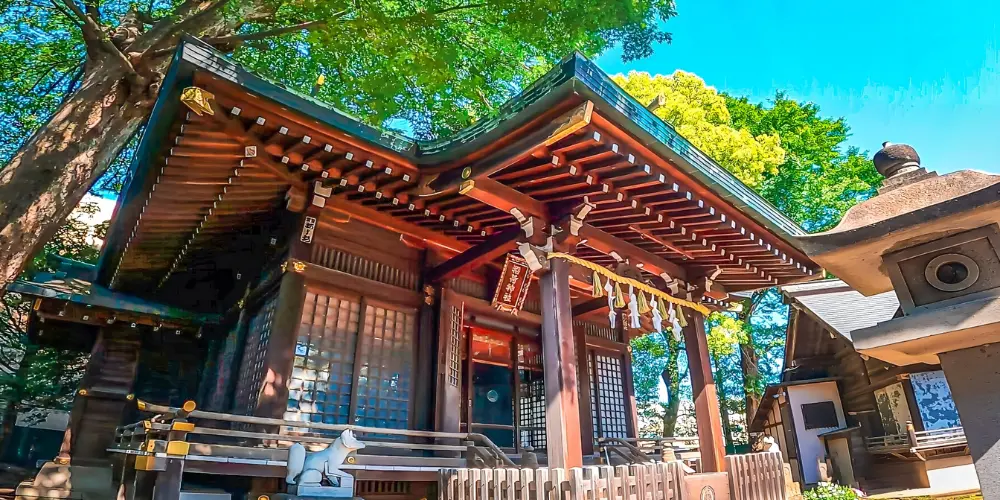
796,142,1000,295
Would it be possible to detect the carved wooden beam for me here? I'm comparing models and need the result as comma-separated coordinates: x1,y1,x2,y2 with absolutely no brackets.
206,103,306,188
320,196,469,255
628,224,696,260
577,224,687,281
424,101,594,193
426,227,521,282
458,177,550,222
571,297,607,317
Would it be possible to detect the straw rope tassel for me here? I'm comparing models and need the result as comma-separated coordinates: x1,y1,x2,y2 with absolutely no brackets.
637,290,651,314
613,281,626,309
592,271,605,298
545,252,710,315
657,294,670,322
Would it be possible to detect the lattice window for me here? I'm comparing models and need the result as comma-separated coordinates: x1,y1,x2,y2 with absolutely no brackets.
285,291,361,427
353,303,416,430
233,293,278,415
594,353,628,438
589,352,599,440
518,367,546,450
447,306,462,387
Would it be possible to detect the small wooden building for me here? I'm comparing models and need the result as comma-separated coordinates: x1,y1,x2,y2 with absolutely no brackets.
12,37,821,499
750,279,978,494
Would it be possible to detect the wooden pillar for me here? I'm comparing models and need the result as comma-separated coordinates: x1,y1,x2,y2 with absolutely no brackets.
435,288,464,434
683,312,727,472
412,271,439,432
576,327,595,456
151,459,184,500
254,267,307,419
539,257,583,468
622,345,640,438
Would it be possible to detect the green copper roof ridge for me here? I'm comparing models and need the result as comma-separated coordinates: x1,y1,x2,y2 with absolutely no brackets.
101,37,808,290
175,38,806,237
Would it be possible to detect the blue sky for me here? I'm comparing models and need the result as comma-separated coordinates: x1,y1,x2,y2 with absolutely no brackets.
596,0,1000,174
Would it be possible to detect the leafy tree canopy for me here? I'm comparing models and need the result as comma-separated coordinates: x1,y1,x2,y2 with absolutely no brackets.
726,93,881,232
616,71,881,441
1,0,678,159
612,71,785,187
0,0,679,294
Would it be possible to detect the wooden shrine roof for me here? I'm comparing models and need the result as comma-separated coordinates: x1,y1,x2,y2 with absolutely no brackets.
97,37,820,311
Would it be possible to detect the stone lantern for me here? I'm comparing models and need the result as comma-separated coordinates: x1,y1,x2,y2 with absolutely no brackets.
796,142,1000,498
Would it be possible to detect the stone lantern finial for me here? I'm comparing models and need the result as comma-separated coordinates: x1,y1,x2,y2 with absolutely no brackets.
873,141,920,178
872,142,932,193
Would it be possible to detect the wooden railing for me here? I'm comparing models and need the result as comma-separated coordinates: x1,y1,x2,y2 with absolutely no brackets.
865,423,967,454
596,437,700,469
726,452,785,500
111,400,516,473
864,434,911,453
440,462,685,500
912,427,967,450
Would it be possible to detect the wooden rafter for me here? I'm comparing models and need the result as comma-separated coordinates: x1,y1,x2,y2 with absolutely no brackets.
426,227,521,283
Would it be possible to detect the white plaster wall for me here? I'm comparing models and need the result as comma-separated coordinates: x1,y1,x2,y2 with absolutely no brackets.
926,455,981,493
787,382,846,485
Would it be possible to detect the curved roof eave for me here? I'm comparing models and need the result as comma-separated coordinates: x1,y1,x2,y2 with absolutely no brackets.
97,36,809,283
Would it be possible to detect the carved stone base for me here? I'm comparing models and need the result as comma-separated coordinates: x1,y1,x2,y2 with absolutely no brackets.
286,484,357,498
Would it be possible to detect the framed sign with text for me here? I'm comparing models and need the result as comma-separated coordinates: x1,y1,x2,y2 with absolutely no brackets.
491,253,533,314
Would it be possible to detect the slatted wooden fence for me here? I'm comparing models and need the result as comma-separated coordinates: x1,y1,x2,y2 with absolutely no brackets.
725,452,785,500
439,463,684,500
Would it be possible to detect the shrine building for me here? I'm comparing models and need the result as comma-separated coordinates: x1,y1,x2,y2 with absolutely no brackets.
10,37,820,499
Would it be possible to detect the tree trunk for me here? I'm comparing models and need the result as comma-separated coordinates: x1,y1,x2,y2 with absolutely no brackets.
740,340,761,432
738,295,762,432
659,339,682,437
0,65,149,296
711,353,734,449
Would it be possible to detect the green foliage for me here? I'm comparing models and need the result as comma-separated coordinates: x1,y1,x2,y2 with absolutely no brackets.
0,203,100,431
630,331,685,436
619,72,880,444
29,201,103,274
1,0,677,154
611,71,785,187
725,93,881,232
804,482,863,500
234,1,675,138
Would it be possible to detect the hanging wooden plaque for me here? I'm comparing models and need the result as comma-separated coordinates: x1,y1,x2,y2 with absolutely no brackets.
492,253,533,314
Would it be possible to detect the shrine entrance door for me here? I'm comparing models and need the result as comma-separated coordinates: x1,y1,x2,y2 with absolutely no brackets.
462,327,546,454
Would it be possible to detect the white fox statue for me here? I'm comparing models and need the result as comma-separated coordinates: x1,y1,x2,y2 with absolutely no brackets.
286,429,366,492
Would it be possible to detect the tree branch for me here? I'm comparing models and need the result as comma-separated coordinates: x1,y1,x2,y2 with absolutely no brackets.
430,3,487,15
130,0,233,56
204,18,330,45
83,0,100,22
58,0,136,73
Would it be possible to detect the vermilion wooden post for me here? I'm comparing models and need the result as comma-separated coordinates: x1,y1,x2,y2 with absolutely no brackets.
684,312,727,472
539,257,584,468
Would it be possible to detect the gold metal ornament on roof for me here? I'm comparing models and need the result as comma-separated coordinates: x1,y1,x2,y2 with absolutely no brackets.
180,86,215,116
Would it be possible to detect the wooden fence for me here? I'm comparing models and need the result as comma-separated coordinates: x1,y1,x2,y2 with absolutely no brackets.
725,452,785,500
439,462,684,500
